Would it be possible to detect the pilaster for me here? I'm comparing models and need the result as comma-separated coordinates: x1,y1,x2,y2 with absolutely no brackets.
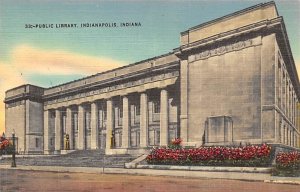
66,107,73,149
280,122,284,144
55,109,61,152
140,92,148,147
160,88,169,146
180,59,189,143
91,102,99,149
43,110,50,154
122,96,130,148
106,99,114,150
78,105,86,150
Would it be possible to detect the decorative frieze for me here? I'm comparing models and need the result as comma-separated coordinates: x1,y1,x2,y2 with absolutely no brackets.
6,100,25,108
45,71,179,106
188,39,254,62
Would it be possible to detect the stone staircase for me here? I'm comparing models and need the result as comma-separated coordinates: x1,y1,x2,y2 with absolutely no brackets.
0,150,137,168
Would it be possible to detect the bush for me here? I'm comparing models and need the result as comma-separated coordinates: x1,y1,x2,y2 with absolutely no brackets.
146,143,272,167
272,151,300,177
168,138,182,149
0,137,13,155
276,151,300,169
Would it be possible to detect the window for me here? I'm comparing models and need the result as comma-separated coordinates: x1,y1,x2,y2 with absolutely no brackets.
35,138,39,148
103,110,107,120
50,112,56,118
85,112,91,130
135,104,140,116
73,113,78,131
153,101,160,113
63,115,66,133
119,107,123,118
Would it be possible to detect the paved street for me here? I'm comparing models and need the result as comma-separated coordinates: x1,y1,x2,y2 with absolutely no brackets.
0,169,299,192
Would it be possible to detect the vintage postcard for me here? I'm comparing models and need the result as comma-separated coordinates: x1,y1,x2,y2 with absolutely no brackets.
0,0,299,191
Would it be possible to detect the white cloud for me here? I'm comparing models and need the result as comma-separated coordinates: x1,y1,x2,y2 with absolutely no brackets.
0,62,27,134
12,45,125,75
0,44,125,133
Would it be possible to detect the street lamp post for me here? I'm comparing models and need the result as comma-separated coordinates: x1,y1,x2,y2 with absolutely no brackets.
11,130,16,167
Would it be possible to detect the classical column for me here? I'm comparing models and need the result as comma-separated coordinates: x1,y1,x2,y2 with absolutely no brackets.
288,129,290,146
280,122,284,144
44,110,50,154
122,96,130,148
78,105,86,150
55,109,62,152
289,86,292,120
278,64,282,109
294,95,296,125
160,88,169,146
180,59,189,143
291,92,294,124
290,129,293,146
140,92,148,148
285,75,288,114
285,82,290,119
291,130,294,147
282,71,286,113
294,96,296,125
106,99,114,149
284,127,287,145
66,107,73,150
91,102,99,149
296,98,298,126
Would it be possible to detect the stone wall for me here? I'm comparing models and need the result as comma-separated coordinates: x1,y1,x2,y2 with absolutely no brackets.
187,35,263,145
5,101,25,153
26,100,44,153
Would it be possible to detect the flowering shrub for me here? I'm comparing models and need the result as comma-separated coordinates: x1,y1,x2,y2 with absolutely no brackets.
146,143,272,167
0,136,10,155
0,137,9,150
276,151,300,170
169,138,182,149
171,138,182,146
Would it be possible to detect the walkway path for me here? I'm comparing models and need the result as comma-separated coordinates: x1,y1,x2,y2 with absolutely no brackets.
1,164,299,185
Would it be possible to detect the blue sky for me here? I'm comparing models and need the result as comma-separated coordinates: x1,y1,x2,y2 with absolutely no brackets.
0,0,299,133
1,1,299,71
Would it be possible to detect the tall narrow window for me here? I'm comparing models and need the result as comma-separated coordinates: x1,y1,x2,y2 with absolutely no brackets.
135,104,140,116
119,107,123,118
35,138,39,148
153,101,160,113
73,113,78,131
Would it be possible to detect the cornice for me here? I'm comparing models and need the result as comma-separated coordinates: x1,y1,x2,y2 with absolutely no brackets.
4,93,43,104
43,61,179,100
44,70,179,106
45,52,176,91
178,17,282,56
181,1,277,35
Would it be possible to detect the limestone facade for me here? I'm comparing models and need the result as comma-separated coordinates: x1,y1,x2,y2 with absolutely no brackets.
4,2,300,154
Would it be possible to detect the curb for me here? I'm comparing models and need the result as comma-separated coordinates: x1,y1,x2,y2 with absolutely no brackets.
134,164,272,173
264,180,300,185
1,164,299,184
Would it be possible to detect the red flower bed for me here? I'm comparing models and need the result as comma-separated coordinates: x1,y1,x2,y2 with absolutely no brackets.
147,144,272,167
0,137,9,150
171,138,182,146
276,151,300,170
169,138,182,149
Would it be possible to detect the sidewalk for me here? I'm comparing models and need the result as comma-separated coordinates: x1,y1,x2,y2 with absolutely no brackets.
0,164,299,185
